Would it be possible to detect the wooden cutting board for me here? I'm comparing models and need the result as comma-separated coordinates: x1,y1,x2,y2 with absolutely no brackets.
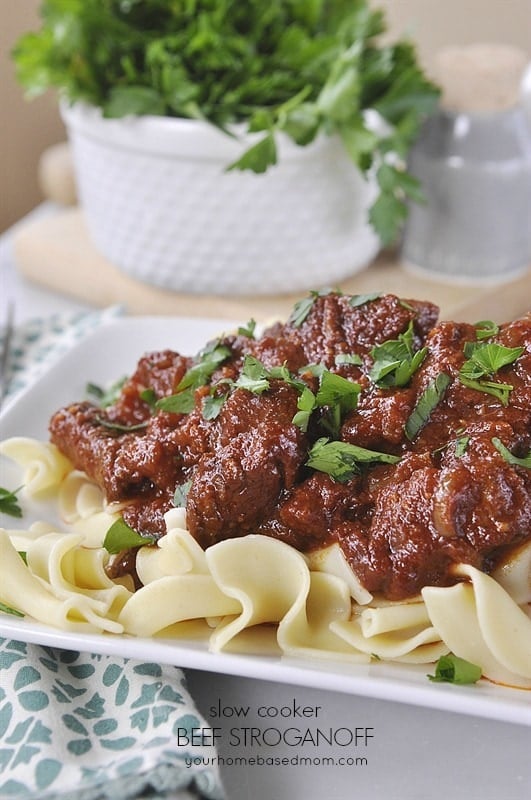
12,207,531,323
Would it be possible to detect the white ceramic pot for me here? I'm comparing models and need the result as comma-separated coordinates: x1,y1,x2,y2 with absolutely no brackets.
61,102,380,295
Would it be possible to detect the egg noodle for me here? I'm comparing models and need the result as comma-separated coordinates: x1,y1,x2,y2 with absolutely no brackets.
1,437,530,689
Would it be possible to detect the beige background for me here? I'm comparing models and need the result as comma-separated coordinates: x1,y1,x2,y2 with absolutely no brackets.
1,0,530,232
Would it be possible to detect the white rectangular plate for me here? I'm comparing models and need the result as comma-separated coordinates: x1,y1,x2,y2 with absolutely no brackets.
1,316,529,726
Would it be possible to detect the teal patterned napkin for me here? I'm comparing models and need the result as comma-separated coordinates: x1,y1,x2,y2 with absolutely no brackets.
0,310,225,799
0,639,223,799
1,307,122,405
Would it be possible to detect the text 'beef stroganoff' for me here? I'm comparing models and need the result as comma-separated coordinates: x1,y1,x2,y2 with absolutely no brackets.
1,293,530,687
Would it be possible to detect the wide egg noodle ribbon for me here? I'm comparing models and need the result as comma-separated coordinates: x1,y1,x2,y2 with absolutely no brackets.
330,601,449,664
491,541,531,606
422,564,531,688
0,528,123,633
277,571,371,663
58,470,107,523
117,574,242,637
306,543,373,605
0,436,72,495
359,601,431,637
25,531,131,621
205,535,370,660
135,512,210,586
119,513,243,637
205,534,312,652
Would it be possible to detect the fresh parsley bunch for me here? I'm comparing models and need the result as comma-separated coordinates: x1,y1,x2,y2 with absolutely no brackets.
13,0,439,244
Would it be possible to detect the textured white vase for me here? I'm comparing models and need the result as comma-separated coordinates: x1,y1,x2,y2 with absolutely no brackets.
61,102,380,295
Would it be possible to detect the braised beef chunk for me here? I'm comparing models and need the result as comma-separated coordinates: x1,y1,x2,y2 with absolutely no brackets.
109,350,192,424
283,293,438,367
186,383,307,548
49,294,531,599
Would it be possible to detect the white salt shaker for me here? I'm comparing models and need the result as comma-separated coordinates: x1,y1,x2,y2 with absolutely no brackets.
401,44,531,284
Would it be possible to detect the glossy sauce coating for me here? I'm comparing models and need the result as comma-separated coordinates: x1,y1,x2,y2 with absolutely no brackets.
49,294,531,599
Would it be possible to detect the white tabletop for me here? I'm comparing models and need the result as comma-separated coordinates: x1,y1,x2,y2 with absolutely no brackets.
1,210,530,800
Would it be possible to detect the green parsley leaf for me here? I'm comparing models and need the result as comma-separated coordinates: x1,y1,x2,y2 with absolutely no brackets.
368,191,408,247
461,343,523,377
103,518,156,555
299,363,326,379
86,377,127,408
306,437,400,483
202,391,229,421
234,356,270,394
459,342,523,405
95,417,148,433
349,292,382,308
474,320,499,340
0,601,24,618
292,386,317,432
0,486,23,518
315,372,361,414
335,353,363,366
458,377,514,406
315,371,361,438
454,436,470,457
227,132,277,174
177,343,232,392
173,481,192,508
105,85,166,117
140,387,158,408
369,321,427,388
287,289,341,328
156,389,196,414
157,342,231,415
405,372,451,440
428,654,482,685
492,437,531,469
237,319,257,338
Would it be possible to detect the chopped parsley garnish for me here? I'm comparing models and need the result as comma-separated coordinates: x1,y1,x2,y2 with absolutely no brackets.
157,342,231,415
428,654,482,685
369,321,427,387
237,319,257,339
292,386,317,433
335,353,363,366
95,417,149,433
139,387,158,408
454,435,470,458
492,437,531,469
202,391,229,421
474,320,499,340
315,371,361,438
349,293,382,308
234,356,270,394
291,370,361,437
103,518,156,554
306,437,400,482
0,601,24,618
458,342,523,405
462,342,523,375
0,486,23,518
287,289,340,328
173,481,192,508
405,372,451,440
86,377,127,407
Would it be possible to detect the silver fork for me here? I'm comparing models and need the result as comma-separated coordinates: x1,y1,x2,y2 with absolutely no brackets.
0,301,15,410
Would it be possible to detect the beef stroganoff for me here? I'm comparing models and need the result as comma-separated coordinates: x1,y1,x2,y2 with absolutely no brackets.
1,293,530,688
